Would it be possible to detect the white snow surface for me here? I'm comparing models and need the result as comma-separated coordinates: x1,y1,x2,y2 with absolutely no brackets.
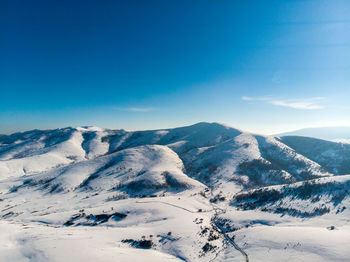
0,122,349,261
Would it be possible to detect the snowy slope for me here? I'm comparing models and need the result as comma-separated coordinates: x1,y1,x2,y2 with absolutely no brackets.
14,144,204,195
1,122,350,261
0,122,331,189
232,174,350,217
103,123,332,192
0,127,110,179
279,136,350,175
0,220,183,262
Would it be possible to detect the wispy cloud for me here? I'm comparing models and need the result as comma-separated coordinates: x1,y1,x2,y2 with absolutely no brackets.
242,96,325,110
269,100,323,110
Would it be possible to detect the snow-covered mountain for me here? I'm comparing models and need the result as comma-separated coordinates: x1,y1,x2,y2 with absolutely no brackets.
278,136,350,175
0,123,332,189
277,126,350,143
0,122,349,262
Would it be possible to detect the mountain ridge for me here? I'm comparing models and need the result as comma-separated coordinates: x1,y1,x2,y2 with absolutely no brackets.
0,122,334,188
1,122,350,261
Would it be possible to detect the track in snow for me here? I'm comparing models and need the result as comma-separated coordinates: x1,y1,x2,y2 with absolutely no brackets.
136,199,249,262
210,207,249,262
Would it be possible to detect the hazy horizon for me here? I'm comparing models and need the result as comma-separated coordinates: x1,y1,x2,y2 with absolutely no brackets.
1,121,350,138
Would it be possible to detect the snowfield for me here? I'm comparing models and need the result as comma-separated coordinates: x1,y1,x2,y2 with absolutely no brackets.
0,221,182,262
1,122,350,261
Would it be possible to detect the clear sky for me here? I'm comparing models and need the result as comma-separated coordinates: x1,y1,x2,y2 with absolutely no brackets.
1,0,350,134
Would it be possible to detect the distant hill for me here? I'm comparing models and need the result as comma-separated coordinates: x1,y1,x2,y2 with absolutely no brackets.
277,126,350,143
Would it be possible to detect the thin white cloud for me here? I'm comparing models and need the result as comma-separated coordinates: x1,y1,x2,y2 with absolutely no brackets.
241,96,325,110
269,100,323,110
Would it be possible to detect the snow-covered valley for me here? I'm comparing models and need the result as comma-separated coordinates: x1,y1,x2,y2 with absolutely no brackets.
1,122,349,261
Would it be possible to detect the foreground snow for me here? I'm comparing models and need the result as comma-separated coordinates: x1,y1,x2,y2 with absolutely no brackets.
0,221,182,262
234,224,350,262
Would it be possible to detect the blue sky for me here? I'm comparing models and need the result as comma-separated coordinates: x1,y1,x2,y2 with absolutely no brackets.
1,0,350,134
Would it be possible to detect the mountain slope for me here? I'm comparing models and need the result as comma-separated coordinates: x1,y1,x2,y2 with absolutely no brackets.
103,123,331,192
0,126,111,179
232,174,350,217
1,122,350,261
279,136,350,175
0,123,333,192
